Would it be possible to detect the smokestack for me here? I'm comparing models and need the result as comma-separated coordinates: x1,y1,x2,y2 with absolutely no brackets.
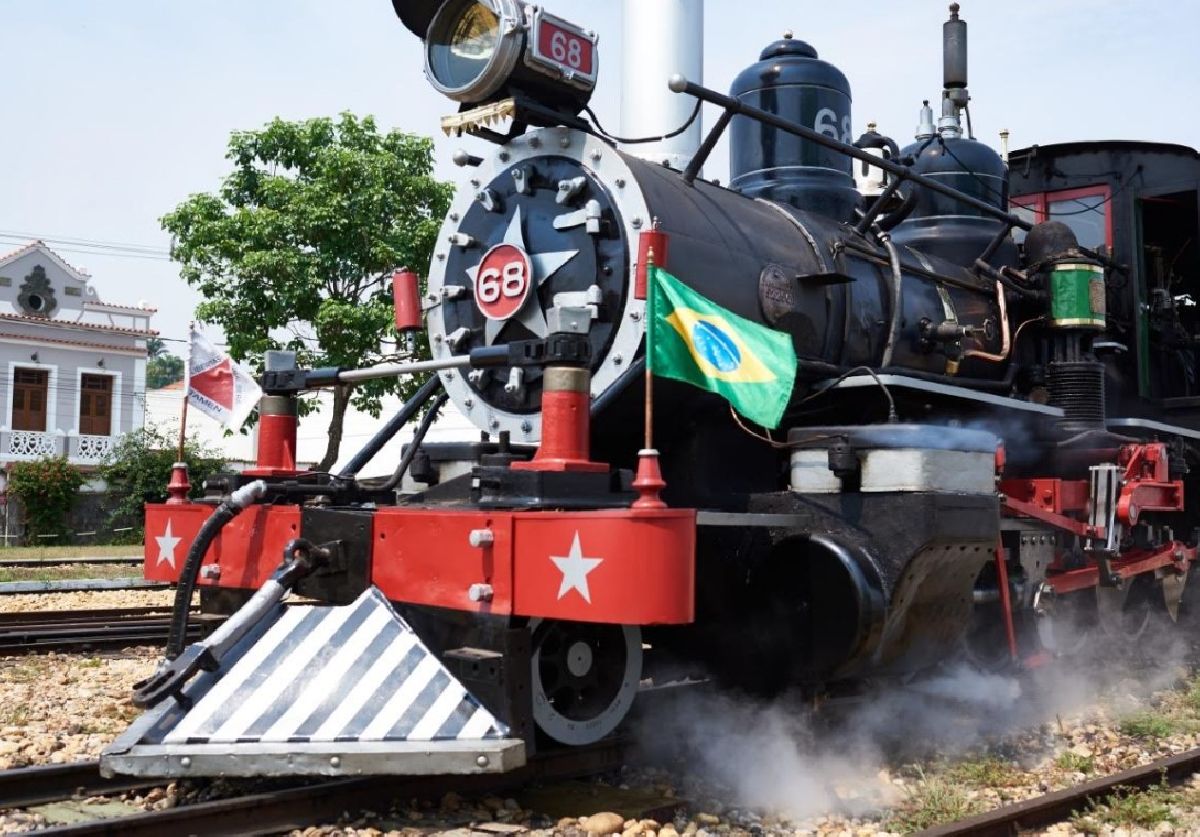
620,0,703,171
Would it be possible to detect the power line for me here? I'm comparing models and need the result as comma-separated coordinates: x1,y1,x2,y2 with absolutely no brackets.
0,229,169,256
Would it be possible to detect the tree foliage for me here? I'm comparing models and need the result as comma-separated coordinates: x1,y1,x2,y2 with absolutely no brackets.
147,353,185,389
7,457,85,543
145,337,185,389
162,113,452,469
98,425,226,539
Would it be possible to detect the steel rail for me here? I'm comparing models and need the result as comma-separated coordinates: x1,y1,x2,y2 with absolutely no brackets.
0,579,168,596
0,558,141,569
0,607,170,625
0,611,215,654
919,745,1200,836
34,739,627,836
0,761,160,810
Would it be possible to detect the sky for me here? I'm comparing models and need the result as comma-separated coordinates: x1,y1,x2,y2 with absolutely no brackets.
3,0,1198,352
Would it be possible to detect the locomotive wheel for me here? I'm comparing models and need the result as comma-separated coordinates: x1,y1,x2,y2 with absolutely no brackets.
528,619,642,746
1035,590,1096,657
1095,576,1156,643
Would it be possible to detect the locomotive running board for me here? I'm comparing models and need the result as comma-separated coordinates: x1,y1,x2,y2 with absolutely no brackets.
100,587,524,778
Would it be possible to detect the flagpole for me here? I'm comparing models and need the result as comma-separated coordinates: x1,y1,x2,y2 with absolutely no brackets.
176,322,192,462
643,248,656,452
632,237,666,510
167,323,193,504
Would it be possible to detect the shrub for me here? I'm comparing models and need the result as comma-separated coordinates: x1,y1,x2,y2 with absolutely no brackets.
7,457,85,544
98,425,226,540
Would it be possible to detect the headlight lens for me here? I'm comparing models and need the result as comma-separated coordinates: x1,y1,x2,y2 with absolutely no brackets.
427,1,501,91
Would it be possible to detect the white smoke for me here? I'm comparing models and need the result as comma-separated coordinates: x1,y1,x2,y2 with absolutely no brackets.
635,634,1193,823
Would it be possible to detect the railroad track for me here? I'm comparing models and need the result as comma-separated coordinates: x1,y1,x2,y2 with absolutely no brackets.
920,744,1200,835
0,740,631,835
0,608,212,654
0,579,168,595
0,557,141,570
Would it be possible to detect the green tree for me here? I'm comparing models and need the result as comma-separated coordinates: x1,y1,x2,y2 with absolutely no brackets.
98,425,225,540
147,353,185,388
162,113,452,470
8,457,85,543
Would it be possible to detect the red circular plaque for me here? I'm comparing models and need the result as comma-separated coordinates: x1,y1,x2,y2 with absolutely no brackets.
474,243,534,321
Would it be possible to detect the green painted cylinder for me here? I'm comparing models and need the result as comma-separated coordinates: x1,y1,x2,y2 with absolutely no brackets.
1049,262,1105,329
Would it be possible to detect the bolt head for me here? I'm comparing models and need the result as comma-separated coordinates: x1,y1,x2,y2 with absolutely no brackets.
498,151,510,162
330,755,341,768
521,420,533,432
180,756,191,768
476,754,490,768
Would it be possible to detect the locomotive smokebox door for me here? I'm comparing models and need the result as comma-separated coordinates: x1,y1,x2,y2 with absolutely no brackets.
101,588,525,777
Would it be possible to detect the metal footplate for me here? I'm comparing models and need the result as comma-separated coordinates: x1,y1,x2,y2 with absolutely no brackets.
101,587,525,777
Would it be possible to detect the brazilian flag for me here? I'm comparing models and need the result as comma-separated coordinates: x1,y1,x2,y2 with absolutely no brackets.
647,265,797,429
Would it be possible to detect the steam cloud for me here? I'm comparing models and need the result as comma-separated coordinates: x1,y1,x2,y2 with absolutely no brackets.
635,628,1193,823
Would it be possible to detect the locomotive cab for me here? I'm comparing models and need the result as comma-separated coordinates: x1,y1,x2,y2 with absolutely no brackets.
1010,141,1200,408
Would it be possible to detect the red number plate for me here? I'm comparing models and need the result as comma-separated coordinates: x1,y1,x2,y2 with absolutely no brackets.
475,243,533,321
535,18,594,77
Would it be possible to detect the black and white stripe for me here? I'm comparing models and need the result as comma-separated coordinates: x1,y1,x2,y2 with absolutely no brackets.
163,587,508,745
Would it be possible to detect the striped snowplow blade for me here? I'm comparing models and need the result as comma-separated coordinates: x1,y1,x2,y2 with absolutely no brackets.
101,588,525,778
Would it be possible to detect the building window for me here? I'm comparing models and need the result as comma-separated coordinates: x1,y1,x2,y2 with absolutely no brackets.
79,374,114,437
1011,185,1113,251
12,368,49,432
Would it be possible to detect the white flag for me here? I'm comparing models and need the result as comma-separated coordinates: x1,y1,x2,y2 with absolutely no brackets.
186,329,262,428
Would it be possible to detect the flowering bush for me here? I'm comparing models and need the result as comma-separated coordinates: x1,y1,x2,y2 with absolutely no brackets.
7,457,84,543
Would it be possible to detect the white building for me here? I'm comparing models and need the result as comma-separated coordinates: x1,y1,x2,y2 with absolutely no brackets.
0,241,154,470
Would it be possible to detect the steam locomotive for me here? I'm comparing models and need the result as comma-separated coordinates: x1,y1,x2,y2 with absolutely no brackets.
102,0,1200,779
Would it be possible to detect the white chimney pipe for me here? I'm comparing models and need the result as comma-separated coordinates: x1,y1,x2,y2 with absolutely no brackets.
619,0,703,171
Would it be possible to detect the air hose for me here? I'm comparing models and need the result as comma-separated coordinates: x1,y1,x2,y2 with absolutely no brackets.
165,479,267,658
377,391,449,493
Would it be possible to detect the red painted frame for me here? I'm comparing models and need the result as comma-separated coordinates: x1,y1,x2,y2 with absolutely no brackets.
1011,184,1114,249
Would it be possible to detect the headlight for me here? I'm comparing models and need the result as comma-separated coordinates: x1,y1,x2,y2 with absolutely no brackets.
425,0,523,103
393,0,599,120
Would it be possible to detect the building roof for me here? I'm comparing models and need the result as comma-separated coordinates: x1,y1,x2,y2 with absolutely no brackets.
0,239,157,313
0,329,149,355
87,299,159,314
0,239,92,284
0,310,157,338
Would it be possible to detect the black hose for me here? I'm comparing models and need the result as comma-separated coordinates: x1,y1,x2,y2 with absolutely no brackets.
165,504,236,659
165,480,267,658
378,392,448,493
337,375,442,478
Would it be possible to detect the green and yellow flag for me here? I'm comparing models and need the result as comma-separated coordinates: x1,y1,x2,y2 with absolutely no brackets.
647,265,797,429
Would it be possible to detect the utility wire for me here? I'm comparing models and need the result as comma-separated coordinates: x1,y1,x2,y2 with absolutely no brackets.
0,229,169,256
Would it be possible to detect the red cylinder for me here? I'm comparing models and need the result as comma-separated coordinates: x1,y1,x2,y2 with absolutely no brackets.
635,229,670,300
511,367,607,473
392,268,423,332
252,396,297,474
